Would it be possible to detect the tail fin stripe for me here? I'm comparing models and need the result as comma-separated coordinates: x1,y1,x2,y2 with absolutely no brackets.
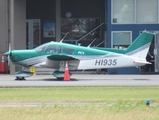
126,42,151,56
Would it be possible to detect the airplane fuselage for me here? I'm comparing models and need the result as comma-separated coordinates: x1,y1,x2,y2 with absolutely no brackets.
78,55,146,69
7,49,146,70
4,40,149,70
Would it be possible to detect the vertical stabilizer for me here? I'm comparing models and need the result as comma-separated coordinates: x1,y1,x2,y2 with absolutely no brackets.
126,31,154,58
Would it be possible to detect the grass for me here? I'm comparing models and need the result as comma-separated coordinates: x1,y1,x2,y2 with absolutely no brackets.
0,105,158,120
0,87,159,120
0,87,159,102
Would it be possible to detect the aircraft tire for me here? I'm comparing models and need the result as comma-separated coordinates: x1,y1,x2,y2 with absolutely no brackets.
96,69,101,74
15,77,26,81
57,77,64,80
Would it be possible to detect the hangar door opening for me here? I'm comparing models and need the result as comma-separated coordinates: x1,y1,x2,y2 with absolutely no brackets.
154,32,159,73
141,31,159,74
26,19,40,49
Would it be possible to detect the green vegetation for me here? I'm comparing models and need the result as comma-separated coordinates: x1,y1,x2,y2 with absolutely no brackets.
0,87,158,102
0,87,159,120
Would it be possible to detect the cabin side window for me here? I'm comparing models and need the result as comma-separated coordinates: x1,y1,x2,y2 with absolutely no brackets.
45,45,61,54
62,47,74,55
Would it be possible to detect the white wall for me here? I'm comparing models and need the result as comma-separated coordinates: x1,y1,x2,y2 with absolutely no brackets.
0,0,8,54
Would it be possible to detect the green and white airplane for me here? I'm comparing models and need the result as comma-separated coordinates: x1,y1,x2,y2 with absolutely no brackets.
4,31,154,80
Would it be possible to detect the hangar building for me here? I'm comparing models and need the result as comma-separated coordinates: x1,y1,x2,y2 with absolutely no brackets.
0,0,159,75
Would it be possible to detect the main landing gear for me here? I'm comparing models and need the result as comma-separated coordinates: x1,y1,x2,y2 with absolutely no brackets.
52,71,72,80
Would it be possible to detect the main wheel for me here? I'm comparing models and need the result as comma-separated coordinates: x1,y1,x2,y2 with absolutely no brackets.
57,77,64,80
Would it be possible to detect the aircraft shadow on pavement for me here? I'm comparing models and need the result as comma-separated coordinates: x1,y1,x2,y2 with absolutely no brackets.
43,78,78,81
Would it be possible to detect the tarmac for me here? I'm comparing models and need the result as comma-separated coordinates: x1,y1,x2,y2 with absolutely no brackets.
0,74,159,87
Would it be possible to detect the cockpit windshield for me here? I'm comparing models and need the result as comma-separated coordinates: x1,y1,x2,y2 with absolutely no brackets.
35,42,76,55
34,43,48,52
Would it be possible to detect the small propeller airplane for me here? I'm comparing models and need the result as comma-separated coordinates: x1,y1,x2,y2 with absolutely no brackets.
4,31,154,80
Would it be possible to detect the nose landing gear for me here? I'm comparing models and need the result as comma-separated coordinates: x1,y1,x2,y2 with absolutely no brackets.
14,69,33,80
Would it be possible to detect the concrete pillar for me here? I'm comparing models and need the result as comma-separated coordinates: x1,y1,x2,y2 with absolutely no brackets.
9,0,15,74
9,0,26,74
56,0,61,42
0,0,9,73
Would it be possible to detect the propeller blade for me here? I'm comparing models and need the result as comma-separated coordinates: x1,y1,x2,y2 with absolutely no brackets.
8,43,12,65
9,43,11,52
8,55,10,66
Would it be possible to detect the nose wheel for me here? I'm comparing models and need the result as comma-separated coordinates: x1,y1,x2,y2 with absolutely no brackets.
14,71,33,80
15,77,26,80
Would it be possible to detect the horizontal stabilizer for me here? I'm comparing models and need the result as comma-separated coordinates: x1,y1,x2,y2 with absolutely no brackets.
133,60,151,64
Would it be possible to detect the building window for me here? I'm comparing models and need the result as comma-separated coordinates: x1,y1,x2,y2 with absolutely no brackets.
112,31,132,49
61,18,101,41
112,0,135,23
136,0,158,23
112,0,158,24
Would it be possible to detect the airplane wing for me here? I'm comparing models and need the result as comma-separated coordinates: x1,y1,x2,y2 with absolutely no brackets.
47,54,77,60
47,53,122,61
40,54,79,70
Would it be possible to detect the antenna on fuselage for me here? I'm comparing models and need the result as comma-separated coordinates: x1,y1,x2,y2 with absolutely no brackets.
60,32,69,43
94,41,104,47
87,38,96,47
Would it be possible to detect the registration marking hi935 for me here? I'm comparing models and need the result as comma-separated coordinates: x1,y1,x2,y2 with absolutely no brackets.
95,59,117,66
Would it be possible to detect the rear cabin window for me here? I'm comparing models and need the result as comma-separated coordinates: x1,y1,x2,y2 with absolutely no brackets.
45,45,61,53
62,47,74,55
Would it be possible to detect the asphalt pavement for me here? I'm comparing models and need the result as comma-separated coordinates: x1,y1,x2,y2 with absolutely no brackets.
0,74,159,87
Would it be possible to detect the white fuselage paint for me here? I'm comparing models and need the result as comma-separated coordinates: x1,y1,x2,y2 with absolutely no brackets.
77,55,146,70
